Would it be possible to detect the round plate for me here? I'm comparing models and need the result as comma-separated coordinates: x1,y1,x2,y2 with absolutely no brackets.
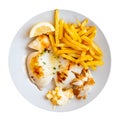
9,10,111,112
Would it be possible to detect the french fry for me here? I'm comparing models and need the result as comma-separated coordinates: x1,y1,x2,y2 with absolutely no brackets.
64,23,81,42
86,60,104,66
78,27,87,36
86,26,91,30
76,19,81,26
54,9,59,45
56,43,66,48
61,54,78,63
89,48,95,55
88,32,96,40
70,25,81,42
81,35,93,45
64,23,75,40
89,47,102,60
91,42,102,55
69,53,81,58
49,34,57,53
81,50,86,57
59,19,64,39
85,26,96,36
76,28,80,33
64,33,89,50
61,37,83,51
56,48,81,55
50,9,104,70
71,23,77,28
80,55,93,61
79,61,88,69
81,18,88,29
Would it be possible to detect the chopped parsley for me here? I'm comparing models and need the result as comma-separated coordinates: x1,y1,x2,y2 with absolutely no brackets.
42,61,46,65
53,67,56,70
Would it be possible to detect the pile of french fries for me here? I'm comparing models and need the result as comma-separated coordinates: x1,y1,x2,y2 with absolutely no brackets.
49,9,103,70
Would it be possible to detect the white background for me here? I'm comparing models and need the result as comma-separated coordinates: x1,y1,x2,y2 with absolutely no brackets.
0,0,119,119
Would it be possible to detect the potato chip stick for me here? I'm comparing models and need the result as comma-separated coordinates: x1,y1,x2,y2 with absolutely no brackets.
59,19,64,39
81,18,88,29
49,9,104,70
49,34,57,53
54,9,59,45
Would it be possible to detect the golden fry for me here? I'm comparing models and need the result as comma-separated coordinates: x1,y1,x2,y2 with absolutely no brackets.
64,33,89,50
76,19,81,26
86,60,104,66
49,34,57,52
85,26,96,36
56,48,81,55
56,43,66,48
79,61,88,69
81,35,93,45
91,42,102,55
61,54,78,63
88,32,96,40
64,23,74,39
78,28,87,36
61,37,83,51
59,19,64,39
69,53,81,58
70,25,81,42
71,23,77,28
81,18,88,29
54,9,59,45
80,55,93,61
51,10,104,70
81,50,86,57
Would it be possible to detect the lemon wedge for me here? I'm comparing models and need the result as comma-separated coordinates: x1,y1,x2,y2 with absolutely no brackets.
29,22,55,38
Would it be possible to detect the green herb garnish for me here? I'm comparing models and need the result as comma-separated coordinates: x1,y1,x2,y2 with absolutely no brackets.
53,67,56,70
42,61,46,65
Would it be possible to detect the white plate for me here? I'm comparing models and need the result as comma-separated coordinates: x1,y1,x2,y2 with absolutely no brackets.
9,10,111,112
